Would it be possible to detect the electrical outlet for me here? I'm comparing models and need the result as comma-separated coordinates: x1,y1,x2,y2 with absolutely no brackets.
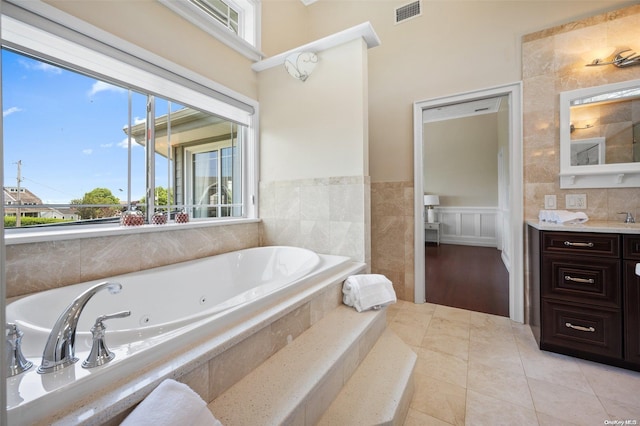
544,195,557,209
566,194,587,209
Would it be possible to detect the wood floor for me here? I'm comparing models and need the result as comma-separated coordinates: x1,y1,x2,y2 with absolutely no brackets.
425,243,509,317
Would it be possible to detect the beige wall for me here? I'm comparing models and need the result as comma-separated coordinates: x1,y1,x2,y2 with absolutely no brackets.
261,0,635,183
259,38,368,180
45,0,258,99
424,114,499,207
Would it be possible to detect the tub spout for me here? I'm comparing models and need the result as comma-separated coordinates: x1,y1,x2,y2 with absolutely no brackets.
38,281,123,374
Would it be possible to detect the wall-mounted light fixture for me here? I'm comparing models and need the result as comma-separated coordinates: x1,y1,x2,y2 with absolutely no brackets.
586,48,640,68
570,123,594,133
423,194,440,223
284,51,318,82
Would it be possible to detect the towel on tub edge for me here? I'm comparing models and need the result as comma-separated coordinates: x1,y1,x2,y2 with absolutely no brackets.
343,274,397,312
120,379,223,426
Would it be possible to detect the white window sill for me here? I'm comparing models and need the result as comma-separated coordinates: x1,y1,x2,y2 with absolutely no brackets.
4,218,261,245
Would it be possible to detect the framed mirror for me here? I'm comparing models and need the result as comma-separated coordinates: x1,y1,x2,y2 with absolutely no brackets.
559,78,640,188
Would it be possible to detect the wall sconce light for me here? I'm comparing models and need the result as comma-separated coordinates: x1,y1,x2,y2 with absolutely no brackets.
284,51,318,82
586,48,640,68
423,194,440,223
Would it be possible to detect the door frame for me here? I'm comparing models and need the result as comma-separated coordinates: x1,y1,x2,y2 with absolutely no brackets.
413,82,524,322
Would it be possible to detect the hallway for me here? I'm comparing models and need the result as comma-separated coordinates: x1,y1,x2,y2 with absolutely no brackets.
426,244,509,317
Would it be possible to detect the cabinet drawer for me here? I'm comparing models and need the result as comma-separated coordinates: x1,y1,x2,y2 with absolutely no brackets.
542,255,620,308
541,300,622,358
623,235,640,261
542,232,620,258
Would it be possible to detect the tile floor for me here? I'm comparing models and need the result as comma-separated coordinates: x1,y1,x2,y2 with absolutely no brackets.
386,300,640,426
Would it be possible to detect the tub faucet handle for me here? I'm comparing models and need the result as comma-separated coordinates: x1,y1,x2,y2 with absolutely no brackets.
82,310,131,369
6,323,33,377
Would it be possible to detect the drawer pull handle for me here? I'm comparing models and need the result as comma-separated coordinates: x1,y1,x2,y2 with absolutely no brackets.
564,275,595,284
563,241,594,248
565,322,595,333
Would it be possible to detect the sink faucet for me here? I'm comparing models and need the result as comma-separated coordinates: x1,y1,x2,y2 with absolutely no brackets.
618,212,636,223
38,281,123,374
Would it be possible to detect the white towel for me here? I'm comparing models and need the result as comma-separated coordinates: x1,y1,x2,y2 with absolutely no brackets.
342,274,397,312
121,379,223,426
538,209,588,224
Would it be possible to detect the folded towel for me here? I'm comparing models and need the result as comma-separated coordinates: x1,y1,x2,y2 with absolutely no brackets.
121,379,223,426
342,274,397,312
538,209,588,224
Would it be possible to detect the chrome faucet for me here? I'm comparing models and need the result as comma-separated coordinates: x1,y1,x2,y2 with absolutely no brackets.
6,323,33,377
38,281,123,374
618,212,636,223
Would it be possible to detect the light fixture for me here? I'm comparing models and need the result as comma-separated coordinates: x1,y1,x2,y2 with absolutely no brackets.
570,123,594,133
586,48,640,68
284,51,318,82
423,194,440,223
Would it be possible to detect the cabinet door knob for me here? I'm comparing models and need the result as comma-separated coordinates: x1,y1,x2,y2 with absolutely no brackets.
564,275,595,284
565,322,596,332
563,241,594,248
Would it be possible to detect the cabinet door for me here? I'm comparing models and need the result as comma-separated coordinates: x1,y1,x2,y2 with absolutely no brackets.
624,260,640,365
541,254,620,308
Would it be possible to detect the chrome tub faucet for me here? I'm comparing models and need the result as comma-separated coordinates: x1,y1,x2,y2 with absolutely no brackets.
38,281,123,374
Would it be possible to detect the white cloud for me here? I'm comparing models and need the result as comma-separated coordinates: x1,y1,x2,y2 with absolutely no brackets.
88,80,126,97
100,143,114,148
19,59,62,74
82,149,93,155
3,107,23,117
118,137,143,149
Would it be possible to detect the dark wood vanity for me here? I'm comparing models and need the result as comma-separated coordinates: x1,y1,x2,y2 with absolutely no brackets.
528,222,640,371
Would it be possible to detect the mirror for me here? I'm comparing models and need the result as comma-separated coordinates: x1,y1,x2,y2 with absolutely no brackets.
560,78,640,188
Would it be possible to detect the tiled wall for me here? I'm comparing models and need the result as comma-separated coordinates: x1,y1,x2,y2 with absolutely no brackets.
259,176,371,267
370,181,415,302
6,222,260,298
522,4,640,221
522,4,640,319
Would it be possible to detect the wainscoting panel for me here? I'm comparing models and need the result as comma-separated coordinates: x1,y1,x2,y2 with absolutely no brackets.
435,207,498,247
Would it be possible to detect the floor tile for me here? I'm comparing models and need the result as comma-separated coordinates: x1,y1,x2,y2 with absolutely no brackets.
415,347,468,388
528,377,609,425
465,389,538,426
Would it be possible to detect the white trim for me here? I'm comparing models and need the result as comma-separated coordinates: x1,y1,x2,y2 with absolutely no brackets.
414,82,524,323
252,22,381,72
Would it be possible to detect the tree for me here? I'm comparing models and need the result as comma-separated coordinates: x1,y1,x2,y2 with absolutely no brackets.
71,188,121,219
139,187,173,213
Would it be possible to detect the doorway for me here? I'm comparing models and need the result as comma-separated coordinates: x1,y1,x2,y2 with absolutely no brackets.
413,83,524,322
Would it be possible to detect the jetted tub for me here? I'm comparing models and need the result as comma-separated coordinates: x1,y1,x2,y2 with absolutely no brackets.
6,246,357,424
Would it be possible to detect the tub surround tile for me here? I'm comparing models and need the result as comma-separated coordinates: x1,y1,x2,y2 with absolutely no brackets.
259,176,370,265
6,239,83,297
6,222,259,298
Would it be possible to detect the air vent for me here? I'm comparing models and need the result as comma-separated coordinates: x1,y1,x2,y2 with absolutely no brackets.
395,0,421,24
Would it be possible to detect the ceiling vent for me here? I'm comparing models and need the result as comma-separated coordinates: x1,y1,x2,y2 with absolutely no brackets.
395,0,421,24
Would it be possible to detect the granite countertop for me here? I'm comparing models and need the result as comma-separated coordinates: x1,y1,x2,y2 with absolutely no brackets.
526,219,640,234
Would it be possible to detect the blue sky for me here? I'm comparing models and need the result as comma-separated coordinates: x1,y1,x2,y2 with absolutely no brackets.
2,49,176,204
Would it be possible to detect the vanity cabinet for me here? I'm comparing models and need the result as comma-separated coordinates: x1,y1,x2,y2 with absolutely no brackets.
529,226,640,371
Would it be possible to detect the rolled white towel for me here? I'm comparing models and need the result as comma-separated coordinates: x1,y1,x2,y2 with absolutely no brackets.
538,209,588,224
343,274,397,312
120,379,223,426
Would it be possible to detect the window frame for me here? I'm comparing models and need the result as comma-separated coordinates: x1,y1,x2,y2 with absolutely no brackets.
2,0,259,241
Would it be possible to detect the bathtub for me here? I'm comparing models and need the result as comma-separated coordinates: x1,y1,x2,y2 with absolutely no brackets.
6,246,362,425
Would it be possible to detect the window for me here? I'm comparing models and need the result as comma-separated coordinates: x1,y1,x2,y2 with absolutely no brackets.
1,2,257,230
158,0,261,61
